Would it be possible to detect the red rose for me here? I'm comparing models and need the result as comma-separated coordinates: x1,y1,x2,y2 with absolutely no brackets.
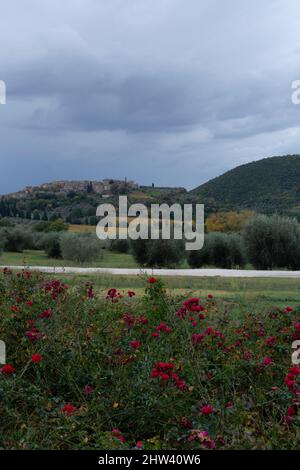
61,404,77,415
111,429,126,443
148,277,156,284
130,340,141,350
31,354,43,363
39,309,53,319
1,364,15,376
287,406,296,417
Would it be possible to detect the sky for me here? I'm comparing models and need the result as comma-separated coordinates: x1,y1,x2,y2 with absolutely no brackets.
0,0,300,194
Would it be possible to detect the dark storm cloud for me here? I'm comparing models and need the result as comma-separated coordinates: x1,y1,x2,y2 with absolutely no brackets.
0,0,300,193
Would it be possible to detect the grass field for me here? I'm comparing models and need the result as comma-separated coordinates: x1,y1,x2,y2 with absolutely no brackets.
0,249,139,268
51,273,300,316
1,250,300,310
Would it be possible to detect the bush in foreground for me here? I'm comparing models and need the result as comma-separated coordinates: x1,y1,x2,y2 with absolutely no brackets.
0,270,300,450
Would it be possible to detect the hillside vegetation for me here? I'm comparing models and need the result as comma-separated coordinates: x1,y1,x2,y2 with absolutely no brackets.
1,155,300,222
191,155,300,213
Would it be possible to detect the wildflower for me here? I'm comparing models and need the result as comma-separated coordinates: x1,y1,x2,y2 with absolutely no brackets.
61,404,77,415
31,354,43,363
122,313,135,328
138,316,149,325
128,290,136,297
287,406,296,417
106,288,118,300
188,430,216,449
205,327,213,336
130,340,141,350
294,323,300,333
200,404,214,416
152,332,160,338
83,385,94,396
38,308,53,319
285,374,296,389
111,429,126,443
192,333,204,345
265,336,276,347
207,294,213,299
180,417,193,429
87,287,95,298
243,351,253,360
190,305,201,312
25,328,44,342
156,323,172,333
161,373,170,381
136,441,143,449
1,364,15,376
262,357,273,366
183,297,200,308
151,362,185,389
10,306,20,313
225,401,234,409
148,277,156,284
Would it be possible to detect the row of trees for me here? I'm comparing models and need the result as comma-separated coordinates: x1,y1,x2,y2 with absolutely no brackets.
0,226,103,263
131,214,300,269
1,214,300,269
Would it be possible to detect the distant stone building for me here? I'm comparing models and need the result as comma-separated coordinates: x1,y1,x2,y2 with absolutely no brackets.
7,179,139,198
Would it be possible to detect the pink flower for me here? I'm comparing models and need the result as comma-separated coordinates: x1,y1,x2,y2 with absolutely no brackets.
25,328,44,342
201,404,214,416
111,429,126,443
262,357,273,366
188,430,216,449
225,401,234,409
83,385,94,396
266,336,276,347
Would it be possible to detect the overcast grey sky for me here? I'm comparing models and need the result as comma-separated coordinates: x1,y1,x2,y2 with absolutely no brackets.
0,0,299,193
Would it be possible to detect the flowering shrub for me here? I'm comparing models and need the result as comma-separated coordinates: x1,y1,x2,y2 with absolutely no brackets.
0,269,300,449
